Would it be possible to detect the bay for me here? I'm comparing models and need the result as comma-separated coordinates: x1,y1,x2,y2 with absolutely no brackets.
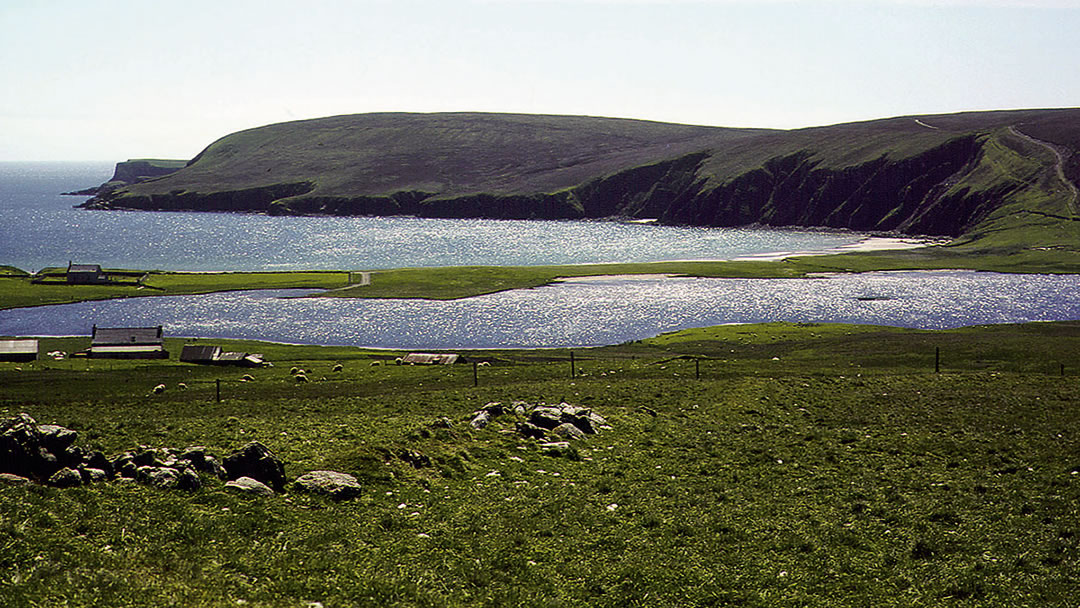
2,271,1078,348
1,162,873,272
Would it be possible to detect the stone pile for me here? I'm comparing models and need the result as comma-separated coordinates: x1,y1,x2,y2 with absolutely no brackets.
467,401,612,440
0,414,362,500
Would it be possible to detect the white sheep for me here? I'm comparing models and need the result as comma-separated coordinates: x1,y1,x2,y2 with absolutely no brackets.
240,374,255,382
152,384,166,394
477,361,491,367
295,374,309,383
332,363,344,372
177,383,188,390
370,361,381,367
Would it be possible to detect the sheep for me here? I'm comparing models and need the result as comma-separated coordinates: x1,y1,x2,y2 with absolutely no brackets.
152,384,166,394
332,363,344,372
289,367,299,375
477,361,491,367
177,383,188,390
294,374,309,383
395,357,403,365
240,374,255,382
370,361,381,367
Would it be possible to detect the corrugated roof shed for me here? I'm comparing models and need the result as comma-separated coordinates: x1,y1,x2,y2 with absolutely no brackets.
402,353,459,365
92,325,164,346
0,339,38,361
180,345,221,362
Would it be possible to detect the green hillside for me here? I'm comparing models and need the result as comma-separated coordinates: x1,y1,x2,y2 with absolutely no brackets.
82,109,1080,255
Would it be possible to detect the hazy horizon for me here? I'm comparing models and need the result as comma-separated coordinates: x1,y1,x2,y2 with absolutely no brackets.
3,0,1079,161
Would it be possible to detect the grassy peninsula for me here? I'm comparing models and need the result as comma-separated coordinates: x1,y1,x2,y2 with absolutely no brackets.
2,322,1078,606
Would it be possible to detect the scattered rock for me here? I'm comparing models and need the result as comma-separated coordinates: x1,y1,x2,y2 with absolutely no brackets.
225,476,274,496
470,411,492,430
38,424,78,453
551,422,587,441
516,422,547,440
81,467,108,483
293,470,362,500
0,473,30,485
224,442,286,492
136,465,181,489
49,467,83,487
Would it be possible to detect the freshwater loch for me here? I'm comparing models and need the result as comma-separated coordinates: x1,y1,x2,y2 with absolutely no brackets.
2,162,1079,348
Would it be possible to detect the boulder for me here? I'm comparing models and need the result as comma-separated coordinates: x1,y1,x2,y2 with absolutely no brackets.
81,467,108,483
136,466,181,489
225,476,274,496
293,470,362,500
48,467,83,487
0,472,31,485
551,422,587,441
516,422,547,440
180,446,228,479
81,451,113,478
528,406,564,430
1,413,46,479
469,411,491,430
223,442,286,492
177,467,202,491
38,424,78,454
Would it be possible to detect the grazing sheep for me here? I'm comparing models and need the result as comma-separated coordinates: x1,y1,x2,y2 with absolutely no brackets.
240,374,255,382
152,384,166,394
295,374,309,383
477,361,491,367
332,363,344,372
395,357,403,365
177,383,188,390
370,361,381,367
290,367,299,375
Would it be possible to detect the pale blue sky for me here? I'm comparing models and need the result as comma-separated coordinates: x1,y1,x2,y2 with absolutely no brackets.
1,0,1078,160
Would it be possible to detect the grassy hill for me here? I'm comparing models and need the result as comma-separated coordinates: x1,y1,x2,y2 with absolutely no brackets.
82,109,1080,254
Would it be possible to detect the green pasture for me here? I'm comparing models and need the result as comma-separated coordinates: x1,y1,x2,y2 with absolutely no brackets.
1,322,1078,606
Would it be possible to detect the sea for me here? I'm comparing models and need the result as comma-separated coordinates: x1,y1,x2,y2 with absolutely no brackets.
2,162,1079,348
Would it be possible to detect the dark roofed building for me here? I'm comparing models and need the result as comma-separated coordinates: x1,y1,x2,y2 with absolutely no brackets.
180,345,221,363
0,339,38,362
89,325,168,359
67,263,107,284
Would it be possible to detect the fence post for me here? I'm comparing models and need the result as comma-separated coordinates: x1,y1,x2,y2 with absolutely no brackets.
216,378,221,402
935,347,940,374
473,362,479,387
1061,363,1066,377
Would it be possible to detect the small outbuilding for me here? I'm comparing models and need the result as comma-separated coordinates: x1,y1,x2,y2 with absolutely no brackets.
0,339,38,362
401,353,459,365
180,344,267,367
66,262,108,284
89,325,168,359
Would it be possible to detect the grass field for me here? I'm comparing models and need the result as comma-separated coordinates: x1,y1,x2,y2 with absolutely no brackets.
2,322,1078,606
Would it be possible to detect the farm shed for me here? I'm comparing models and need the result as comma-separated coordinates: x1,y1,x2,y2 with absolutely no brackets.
66,263,107,284
402,353,459,365
89,325,168,359
180,344,267,367
0,339,38,362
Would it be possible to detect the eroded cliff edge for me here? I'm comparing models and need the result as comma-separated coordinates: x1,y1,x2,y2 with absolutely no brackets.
79,110,1080,241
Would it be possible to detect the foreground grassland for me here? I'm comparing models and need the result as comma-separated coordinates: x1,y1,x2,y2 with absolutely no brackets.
2,322,1078,607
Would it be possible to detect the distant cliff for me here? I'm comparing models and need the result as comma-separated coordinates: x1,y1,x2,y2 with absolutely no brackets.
66,159,186,196
79,110,1080,243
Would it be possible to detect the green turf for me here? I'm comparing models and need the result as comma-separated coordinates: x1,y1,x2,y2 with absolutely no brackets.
2,322,1078,607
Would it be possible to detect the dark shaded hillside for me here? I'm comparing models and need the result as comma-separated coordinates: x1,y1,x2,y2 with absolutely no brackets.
81,109,1080,243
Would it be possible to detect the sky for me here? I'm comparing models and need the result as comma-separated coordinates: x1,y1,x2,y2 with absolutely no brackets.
1,0,1078,161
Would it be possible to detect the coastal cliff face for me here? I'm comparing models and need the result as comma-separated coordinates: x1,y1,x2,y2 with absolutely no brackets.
79,110,1080,240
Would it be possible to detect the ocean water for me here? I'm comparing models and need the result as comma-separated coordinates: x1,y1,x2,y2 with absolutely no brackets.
3,162,1079,347
0,162,867,272
2,271,1079,348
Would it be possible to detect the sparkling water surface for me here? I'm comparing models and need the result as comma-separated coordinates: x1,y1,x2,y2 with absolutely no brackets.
0,162,865,272
3,163,1079,348
2,271,1078,348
